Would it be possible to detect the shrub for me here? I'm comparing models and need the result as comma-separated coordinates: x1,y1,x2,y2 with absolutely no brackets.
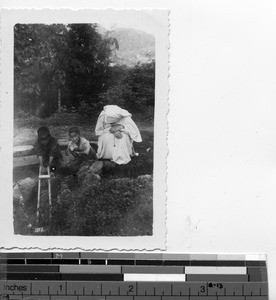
99,61,155,114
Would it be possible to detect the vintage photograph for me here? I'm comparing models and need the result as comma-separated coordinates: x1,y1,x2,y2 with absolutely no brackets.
13,22,156,236
0,9,167,249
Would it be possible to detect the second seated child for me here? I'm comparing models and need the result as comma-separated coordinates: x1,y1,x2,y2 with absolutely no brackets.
66,127,97,163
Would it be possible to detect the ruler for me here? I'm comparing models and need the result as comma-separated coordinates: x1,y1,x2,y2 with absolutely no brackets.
0,252,269,299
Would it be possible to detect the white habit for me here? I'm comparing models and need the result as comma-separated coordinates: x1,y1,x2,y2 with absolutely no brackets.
95,105,142,164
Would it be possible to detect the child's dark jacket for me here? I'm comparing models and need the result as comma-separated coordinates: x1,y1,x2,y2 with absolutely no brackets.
35,136,62,165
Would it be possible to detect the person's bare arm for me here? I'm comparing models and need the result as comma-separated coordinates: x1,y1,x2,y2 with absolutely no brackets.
49,156,54,166
38,156,47,173
38,156,43,167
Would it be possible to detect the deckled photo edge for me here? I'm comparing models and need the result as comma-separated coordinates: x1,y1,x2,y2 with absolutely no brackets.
0,8,169,251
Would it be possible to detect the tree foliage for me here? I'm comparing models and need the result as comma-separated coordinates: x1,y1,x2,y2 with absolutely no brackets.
14,24,69,116
14,24,115,116
14,24,155,118
100,61,155,113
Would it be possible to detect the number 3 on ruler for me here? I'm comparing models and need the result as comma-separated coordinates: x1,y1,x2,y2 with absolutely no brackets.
200,286,205,293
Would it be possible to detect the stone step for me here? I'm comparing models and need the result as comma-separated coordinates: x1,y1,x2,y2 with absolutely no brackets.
13,140,98,168
14,155,38,168
13,145,34,157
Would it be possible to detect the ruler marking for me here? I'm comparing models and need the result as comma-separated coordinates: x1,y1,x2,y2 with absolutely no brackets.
0,253,269,299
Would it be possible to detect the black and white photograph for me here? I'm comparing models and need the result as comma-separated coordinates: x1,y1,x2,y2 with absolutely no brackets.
0,9,168,249
2,1,276,296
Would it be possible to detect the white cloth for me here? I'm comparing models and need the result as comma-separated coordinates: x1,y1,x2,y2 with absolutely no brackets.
95,105,142,164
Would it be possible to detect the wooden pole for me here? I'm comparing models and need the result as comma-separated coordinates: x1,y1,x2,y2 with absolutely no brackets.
37,166,42,221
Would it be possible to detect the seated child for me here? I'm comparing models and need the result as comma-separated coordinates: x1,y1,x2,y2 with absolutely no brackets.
66,127,97,161
35,126,63,172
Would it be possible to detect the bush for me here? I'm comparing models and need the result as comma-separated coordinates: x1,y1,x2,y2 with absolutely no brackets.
14,109,41,127
77,100,103,119
49,177,151,236
99,61,155,114
47,111,81,126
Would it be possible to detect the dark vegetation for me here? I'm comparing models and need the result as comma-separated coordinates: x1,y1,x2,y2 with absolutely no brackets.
14,23,155,119
13,23,155,236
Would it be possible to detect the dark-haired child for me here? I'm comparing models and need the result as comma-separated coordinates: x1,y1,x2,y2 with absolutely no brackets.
66,127,97,161
35,126,62,172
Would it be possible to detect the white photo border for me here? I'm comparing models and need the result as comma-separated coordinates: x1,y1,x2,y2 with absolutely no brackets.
0,9,169,250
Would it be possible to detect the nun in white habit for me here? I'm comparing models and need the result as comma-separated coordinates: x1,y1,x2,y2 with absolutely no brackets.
95,105,142,164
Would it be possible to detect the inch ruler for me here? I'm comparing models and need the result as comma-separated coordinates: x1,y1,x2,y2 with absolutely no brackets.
0,252,269,300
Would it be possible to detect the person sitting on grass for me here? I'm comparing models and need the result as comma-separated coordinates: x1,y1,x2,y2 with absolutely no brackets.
95,105,142,165
66,126,97,162
35,126,63,173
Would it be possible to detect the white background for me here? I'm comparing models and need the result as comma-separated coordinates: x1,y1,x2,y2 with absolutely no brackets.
1,0,276,297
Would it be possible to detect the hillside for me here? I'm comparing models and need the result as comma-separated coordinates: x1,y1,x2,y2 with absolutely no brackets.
98,26,155,66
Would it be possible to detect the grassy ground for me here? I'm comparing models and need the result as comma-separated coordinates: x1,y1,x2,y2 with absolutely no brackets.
13,112,154,236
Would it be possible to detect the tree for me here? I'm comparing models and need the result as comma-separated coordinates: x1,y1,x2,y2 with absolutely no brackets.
99,61,155,113
63,24,114,109
14,23,116,116
14,24,69,116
